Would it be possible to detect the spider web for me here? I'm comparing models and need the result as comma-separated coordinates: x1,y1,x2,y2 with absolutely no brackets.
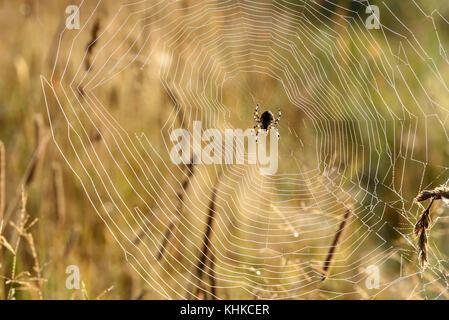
41,0,449,299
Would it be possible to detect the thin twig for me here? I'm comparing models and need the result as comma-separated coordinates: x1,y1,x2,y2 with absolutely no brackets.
25,114,47,186
4,114,49,224
207,248,217,299
193,172,222,299
321,208,352,281
156,160,195,261
52,162,66,223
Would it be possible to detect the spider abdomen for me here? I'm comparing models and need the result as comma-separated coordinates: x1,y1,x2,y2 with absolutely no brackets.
260,110,274,130
253,105,281,140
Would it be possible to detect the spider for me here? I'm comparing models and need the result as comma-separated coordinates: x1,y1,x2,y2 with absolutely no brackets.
253,104,282,141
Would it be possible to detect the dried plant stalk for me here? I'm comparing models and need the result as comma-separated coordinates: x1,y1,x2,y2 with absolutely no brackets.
78,18,101,96
156,221,176,261
321,208,352,281
4,114,48,227
51,162,66,223
207,248,217,299
25,114,48,186
414,185,449,267
416,186,449,202
5,187,43,299
414,198,433,266
156,161,195,261
193,173,222,299
23,229,43,299
85,18,101,71
7,188,27,299
152,87,191,257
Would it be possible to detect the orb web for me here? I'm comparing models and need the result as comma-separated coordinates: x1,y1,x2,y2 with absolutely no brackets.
41,0,449,299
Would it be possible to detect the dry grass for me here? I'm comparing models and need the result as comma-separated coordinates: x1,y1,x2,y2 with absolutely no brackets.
414,186,449,267
192,172,222,300
321,208,352,281
0,0,448,301
4,188,43,299
3,113,48,226
156,160,195,261
25,114,48,186
51,162,66,223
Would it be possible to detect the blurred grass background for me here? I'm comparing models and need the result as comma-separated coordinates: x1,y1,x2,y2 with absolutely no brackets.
1,0,449,299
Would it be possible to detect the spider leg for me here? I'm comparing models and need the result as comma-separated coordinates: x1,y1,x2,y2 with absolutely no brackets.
254,123,260,142
269,125,280,139
253,104,262,142
253,123,261,141
254,104,260,121
274,108,282,125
